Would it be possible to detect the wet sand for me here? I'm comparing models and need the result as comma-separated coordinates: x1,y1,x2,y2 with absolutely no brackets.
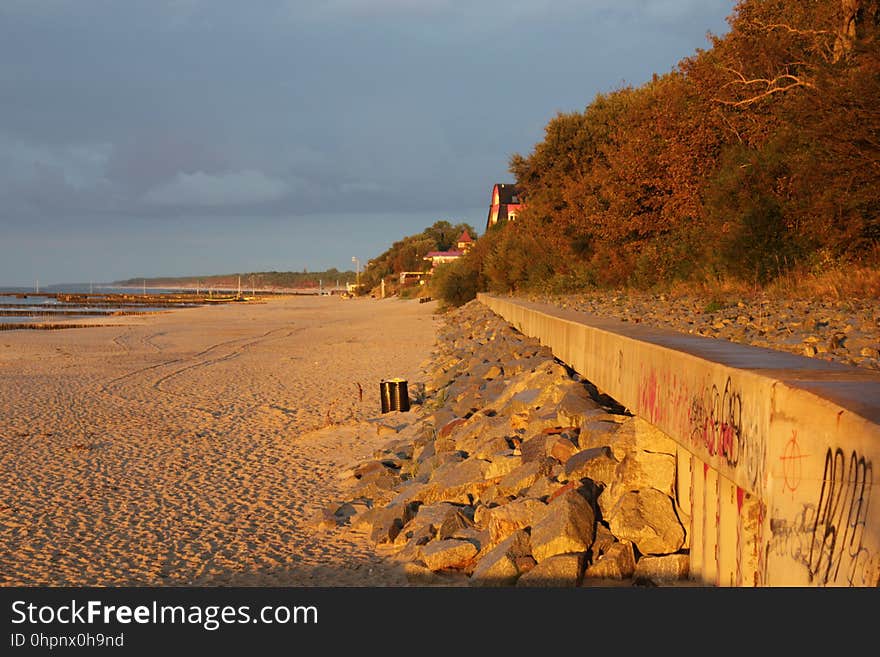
0,295,438,586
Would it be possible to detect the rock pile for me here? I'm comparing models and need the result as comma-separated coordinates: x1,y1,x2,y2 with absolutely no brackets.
317,300,692,587
529,291,880,371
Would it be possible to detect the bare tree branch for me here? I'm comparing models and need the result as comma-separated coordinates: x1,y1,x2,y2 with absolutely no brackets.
714,66,815,108
749,19,836,39
714,80,814,107
744,18,837,62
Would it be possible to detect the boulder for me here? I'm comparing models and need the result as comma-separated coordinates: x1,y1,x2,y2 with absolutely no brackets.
577,419,623,451
505,388,543,415
437,508,474,540
555,387,602,427
530,489,596,563
347,478,400,507
590,523,618,556
388,480,429,507
448,412,509,455
483,453,524,480
448,527,490,555
561,446,619,487
633,554,690,585
469,529,533,587
523,476,566,501
422,539,479,571
606,489,685,555
394,502,470,546
309,507,341,531
486,498,547,545
403,561,441,585
350,502,414,544
410,450,466,480
516,552,585,587
419,458,492,504
613,416,678,456
584,541,636,580
547,434,580,463
510,407,560,435
496,458,556,497
518,434,551,463
471,436,514,461
599,450,676,517
483,364,503,380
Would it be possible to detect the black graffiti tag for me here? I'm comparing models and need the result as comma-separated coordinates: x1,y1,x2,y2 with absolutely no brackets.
687,377,764,487
808,448,873,586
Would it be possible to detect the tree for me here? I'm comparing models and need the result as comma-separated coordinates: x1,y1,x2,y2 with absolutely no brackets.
360,220,479,293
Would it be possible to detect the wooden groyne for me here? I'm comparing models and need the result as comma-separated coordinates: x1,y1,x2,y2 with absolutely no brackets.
0,292,259,330
0,310,158,317
0,323,115,331
477,293,880,586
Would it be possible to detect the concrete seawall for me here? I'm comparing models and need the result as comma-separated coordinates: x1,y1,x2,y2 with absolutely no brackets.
477,293,880,586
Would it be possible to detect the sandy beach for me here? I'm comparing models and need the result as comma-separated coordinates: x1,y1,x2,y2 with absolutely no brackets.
0,295,438,586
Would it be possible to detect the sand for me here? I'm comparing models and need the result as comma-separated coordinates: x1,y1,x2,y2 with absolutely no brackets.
0,295,439,587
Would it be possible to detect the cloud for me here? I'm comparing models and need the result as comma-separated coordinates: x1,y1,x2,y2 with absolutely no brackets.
106,136,229,193
143,169,289,207
0,135,112,189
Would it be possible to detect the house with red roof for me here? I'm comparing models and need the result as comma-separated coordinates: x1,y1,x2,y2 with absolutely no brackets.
456,229,475,253
485,183,522,232
423,230,475,269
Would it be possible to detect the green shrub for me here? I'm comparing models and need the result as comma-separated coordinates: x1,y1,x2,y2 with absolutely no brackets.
430,260,480,307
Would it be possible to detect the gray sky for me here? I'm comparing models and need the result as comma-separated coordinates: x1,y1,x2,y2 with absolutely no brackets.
0,1,734,286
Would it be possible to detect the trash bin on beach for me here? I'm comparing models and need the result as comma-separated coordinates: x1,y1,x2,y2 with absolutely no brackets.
380,378,410,413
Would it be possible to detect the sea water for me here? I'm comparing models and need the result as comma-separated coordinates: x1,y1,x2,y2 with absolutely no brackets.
0,285,204,326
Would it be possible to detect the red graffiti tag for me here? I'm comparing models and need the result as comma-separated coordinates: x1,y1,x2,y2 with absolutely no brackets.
780,430,809,494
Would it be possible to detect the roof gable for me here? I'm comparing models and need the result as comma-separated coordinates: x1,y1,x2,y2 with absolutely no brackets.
492,183,520,205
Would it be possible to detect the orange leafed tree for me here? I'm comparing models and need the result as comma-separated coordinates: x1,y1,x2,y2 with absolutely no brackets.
492,0,880,291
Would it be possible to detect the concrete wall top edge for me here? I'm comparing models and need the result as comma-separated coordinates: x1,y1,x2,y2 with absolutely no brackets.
790,380,880,425
478,293,880,426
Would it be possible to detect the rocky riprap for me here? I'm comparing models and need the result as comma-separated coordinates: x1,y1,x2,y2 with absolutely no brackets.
528,291,880,371
314,300,692,587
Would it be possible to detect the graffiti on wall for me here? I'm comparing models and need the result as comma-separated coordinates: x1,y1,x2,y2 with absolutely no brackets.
769,507,817,573
779,430,809,494
638,367,766,490
808,448,875,586
769,448,877,586
736,487,768,586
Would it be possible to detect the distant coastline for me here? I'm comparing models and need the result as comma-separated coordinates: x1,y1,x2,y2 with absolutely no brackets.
113,268,357,294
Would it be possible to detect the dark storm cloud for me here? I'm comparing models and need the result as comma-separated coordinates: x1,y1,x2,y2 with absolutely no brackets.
0,1,734,283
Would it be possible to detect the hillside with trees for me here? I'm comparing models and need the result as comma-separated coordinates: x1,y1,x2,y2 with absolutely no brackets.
431,0,880,305
359,220,477,295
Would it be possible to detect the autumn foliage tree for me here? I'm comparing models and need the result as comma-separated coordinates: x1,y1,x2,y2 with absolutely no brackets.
484,0,880,291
